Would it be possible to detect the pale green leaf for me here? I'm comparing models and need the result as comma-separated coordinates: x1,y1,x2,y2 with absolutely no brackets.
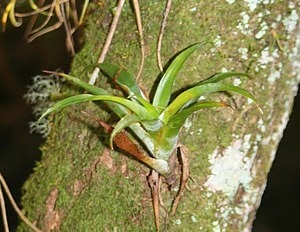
153,102,227,158
128,123,155,155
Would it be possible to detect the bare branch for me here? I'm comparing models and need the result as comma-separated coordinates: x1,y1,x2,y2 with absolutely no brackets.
89,0,125,85
157,0,172,72
0,174,43,232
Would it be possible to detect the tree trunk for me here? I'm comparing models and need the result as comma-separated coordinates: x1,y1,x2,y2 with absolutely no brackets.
18,1,300,231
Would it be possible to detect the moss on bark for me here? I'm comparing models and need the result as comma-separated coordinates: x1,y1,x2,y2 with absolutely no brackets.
18,1,300,231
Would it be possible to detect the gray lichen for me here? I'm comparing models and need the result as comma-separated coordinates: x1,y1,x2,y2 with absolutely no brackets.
24,74,63,137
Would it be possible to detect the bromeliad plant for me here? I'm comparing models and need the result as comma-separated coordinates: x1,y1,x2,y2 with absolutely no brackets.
40,42,258,226
41,42,257,173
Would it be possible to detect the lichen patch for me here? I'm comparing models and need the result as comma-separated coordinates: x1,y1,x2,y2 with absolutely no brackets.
204,134,255,198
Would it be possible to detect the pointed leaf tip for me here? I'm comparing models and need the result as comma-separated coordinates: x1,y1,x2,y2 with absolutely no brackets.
160,83,259,124
153,42,210,111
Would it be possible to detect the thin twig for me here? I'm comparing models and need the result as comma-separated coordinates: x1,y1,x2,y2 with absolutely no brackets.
0,185,9,232
132,0,145,82
69,0,78,25
158,175,169,228
0,173,43,232
157,0,172,72
170,144,189,215
27,0,56,37
18,0,55,17
27,20,63,42
79,0,90,25
148,170,160,231
89,0,125,85
60,2,75,55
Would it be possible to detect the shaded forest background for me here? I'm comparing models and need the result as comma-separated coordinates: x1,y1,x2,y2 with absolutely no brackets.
0,6,299,232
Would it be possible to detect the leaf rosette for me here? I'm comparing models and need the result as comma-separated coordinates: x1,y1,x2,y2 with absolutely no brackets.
40,42,259,175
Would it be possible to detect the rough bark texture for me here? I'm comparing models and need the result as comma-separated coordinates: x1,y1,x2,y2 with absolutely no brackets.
18,1,300,231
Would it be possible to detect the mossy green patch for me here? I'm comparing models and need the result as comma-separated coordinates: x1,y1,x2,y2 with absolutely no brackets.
18,0,299,231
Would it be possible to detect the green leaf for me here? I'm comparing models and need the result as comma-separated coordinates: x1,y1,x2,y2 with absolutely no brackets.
98,64,159,117
153,131,178,160
152,41,209,111
182,72,250,109
110,114,140,149
39,94,93,120
198,72,250,85
43,72,157,154
167,101,228,134
131,95,159,117
40,94,156,121
98,62,146,99
54,72,109,95
128,123,155,155
160,83,258,124
152,102,227,160
46,71,130,118
140,119,164,133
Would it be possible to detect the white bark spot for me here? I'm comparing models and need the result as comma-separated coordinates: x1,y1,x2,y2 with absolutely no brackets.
191,215,198,222
174,219,181,225
211,35,223,52
245,0,274,12
237,47,248,60
255,21,268,39
205,134,255,198
225,0,235,4
236,12,251,35
183,118,193,130
283,9,299,35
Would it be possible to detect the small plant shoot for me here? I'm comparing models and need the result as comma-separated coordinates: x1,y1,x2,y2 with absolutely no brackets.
40,42,259,229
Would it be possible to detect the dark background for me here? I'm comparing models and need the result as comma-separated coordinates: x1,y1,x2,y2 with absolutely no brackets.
0,19,299,232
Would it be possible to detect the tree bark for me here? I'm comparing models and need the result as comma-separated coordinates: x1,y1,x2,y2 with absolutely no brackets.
18,1,300,231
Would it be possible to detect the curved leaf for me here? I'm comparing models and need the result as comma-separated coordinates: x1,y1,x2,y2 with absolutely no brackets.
160,83,258,124
110,114,140,149
198,72,250,85
128,123,155,155
44,71,130,118
152,41,210,111
140,119,164,133
131,95,159,117
59,71,158,117
82,111,156,156
166,102,228,137
98,63,160,116
40,94,156,121
98,62,146,99
51,72,109,95
152,102,228,159
43,72,157,153
182,72,250,109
